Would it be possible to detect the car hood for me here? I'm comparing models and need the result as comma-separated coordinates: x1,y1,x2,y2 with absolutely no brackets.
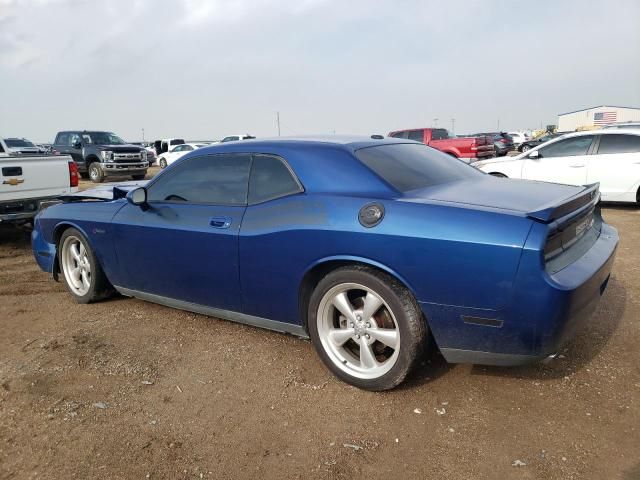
401,176,586,219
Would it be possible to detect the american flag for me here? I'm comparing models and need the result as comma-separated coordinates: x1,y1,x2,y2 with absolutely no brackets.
593,111,617,125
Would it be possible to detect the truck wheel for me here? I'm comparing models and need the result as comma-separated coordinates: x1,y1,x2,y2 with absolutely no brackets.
131,174,146,180
59,227,113,304
308,266,427,391
88,162,105,183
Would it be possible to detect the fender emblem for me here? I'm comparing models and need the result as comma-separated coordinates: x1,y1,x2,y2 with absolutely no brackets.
3,178,24,186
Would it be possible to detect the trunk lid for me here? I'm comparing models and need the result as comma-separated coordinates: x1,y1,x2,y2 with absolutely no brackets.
401,176,595,222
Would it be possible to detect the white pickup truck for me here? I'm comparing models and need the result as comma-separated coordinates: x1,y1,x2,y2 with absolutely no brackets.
0,137,79,224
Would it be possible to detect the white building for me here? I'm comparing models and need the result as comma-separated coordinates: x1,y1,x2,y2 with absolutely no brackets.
558,105,640,131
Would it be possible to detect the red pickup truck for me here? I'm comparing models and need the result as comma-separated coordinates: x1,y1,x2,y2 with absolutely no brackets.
388,128,495,162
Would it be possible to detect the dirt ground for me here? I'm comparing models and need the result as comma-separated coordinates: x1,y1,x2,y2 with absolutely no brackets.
1,172,639,479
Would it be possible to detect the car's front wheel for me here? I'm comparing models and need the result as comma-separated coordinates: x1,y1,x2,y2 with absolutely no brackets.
308,266,427,391
59,228,113,303
88,162,105,183
520,145,531,153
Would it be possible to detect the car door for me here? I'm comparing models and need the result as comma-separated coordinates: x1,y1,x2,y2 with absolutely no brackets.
111,153,252,311
587,133,640,201
239,154,305,323
521,135,595,186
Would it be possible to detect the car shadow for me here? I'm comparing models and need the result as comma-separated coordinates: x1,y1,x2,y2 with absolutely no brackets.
0,223,32,247
398,335,455,390
469,276,627,381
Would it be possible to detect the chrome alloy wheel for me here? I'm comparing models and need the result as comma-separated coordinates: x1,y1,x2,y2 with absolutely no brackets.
61,235,92,296
316,283,400,379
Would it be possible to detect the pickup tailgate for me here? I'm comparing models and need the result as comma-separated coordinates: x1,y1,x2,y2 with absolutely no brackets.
0,155,74,202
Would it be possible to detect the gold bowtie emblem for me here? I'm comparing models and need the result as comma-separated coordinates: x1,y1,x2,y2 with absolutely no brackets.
2,178,24,186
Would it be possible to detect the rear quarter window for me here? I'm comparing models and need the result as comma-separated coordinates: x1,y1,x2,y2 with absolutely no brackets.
355,143,483,192
597,134,640,154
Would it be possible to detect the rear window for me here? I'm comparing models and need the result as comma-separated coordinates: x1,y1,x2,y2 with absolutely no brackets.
170,139,185,145
355,143,483,192
597,134,640,154
431,129,450,140
4,139,35,148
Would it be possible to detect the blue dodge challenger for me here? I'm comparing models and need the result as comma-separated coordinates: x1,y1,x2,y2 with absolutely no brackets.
32,136,618,390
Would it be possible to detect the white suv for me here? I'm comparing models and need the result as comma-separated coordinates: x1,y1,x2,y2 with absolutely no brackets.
473,130,640,204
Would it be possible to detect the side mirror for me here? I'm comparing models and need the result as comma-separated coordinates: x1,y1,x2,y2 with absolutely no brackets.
127,187,148,207
528,150,540,159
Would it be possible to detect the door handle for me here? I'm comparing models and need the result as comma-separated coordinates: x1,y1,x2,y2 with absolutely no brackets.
209,216,232,229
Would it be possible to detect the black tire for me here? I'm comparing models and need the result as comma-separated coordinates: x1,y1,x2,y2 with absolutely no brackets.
520,145,531,153
88,162,105,183
159,158,167,169
131,174,146,180
308,265,427,391
79,172,90,180
58,228,113,304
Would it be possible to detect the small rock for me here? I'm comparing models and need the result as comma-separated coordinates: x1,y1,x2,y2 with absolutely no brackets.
141,380,154,385
150,420,157,425
395,438,399,443
512,460,526,467
329,442,335,446
562,456,567,461
448,427,455,433
413,408,422,414
92,402,108,409
436,408,446,415
441,401,449,406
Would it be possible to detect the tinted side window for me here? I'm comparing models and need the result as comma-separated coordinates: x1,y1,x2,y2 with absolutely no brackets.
147,154,251,205
597,134,640,154
407,130,424,142
248,155,302,204
539,136,593,158
389,131,408,139
69,133,81,147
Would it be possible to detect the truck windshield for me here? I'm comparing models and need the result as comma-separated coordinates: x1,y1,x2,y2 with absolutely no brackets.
355,143,482,192
5,139,36,148
84,132,126,145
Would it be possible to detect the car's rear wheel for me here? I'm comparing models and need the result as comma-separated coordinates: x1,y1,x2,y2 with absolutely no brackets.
88,162,105,183
159,157,167,169
59,228,113,303
520,145,531,152
308,266,427,391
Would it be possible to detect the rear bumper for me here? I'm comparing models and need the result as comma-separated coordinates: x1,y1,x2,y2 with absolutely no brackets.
425,223,618,366
0,196,62,223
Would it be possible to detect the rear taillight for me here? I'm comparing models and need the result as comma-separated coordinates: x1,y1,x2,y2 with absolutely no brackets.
499,138,508,143
68,161,79,187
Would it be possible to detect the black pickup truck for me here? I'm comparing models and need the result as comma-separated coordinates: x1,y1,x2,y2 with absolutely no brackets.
53,131,149,183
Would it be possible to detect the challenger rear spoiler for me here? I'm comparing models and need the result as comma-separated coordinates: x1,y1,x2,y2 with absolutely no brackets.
527,183,600,223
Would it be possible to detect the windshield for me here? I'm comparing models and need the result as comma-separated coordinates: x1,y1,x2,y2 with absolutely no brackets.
5,138,36,148
355,143,483,192
84,132,126,145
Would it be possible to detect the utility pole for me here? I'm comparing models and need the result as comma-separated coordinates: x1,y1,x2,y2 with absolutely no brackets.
141,128,145,143
497,118,500,131
433,118,439,127
451,118,455,135
276,112,281,137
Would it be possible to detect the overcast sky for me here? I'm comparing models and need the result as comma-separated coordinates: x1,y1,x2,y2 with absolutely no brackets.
1,0,639,142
